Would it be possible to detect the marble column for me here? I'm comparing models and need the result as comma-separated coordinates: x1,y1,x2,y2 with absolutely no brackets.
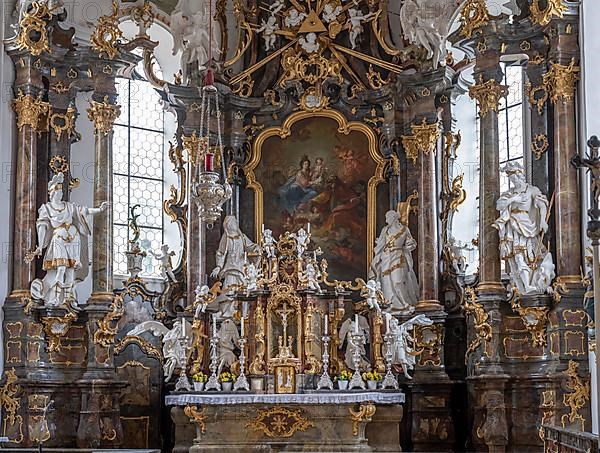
402,118,442,309
469,68,507,294
8,57,47,300
86,80,120,304
545,60,581,285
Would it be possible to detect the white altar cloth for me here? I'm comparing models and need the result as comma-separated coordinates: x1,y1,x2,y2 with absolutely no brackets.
165,391,405,406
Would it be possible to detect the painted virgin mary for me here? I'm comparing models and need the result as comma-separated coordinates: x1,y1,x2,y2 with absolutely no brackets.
278,155,318,213
369,210,419,315
30,173,108,307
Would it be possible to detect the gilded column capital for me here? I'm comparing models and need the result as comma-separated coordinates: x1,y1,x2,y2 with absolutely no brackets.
401,118,440,165
543,60,580,104
459,0,490,39
468,75,508,117
530,0,567,26
87,96,121,136
11,90,50,133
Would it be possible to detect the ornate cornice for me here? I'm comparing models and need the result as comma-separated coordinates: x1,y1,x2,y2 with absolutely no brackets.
11,90,50,133
87,96,121,136
543,60,580,104
468,75,508,117
401,118,440,165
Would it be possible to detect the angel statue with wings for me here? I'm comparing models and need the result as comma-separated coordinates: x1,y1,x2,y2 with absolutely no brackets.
127,317,193,390
339,315,371,370
28,173,108,308
386,314,433,379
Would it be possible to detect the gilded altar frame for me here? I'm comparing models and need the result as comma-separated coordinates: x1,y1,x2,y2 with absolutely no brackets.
245,109,386,270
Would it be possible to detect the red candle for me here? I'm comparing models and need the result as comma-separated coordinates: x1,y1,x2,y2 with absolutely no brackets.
205,152,214,172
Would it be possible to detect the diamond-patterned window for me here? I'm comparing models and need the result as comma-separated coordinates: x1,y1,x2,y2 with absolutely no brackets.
113,76,166,277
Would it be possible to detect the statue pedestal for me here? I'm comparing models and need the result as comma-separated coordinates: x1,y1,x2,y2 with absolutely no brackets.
167,392,404,453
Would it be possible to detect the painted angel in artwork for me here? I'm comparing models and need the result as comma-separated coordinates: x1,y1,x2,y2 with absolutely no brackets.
338,315,370,370
127,318,192,383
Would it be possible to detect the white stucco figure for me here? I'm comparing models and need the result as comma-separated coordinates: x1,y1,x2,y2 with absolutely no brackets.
257,16,279,51
128,318,192,383
386,314,433,379
217,319,240,374
211,216,260,318
261,228,277,260
302,262,322,293
339,315,370,370
369,210,419,315
29,173,108,308
299,32,320,53
285,7,307,27
292,227,310,257
399,0,455,69
150,244,177,283
362,279,383,313
322,3,342,23
348,8,374,50
493,162,555,294
244,263,263,295
194,284,210,317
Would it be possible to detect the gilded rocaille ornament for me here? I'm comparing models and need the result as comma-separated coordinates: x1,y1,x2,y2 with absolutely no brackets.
525,82,549,115
349,402,376,436
463,287,492,363
469,75,508,117
91,1,122,60
509,290,550,347
87,96,121,136
93,294,125,348
543,60,580,104
561,360,590,430
531,134,550,160
12,90,50,133
184,405,207,434
459,0,490,39
49,106,76,141
246,407,314,438
530,0,567,26
0,368,21,426
16,1,51,56
40,311,77,353
401,118,440,165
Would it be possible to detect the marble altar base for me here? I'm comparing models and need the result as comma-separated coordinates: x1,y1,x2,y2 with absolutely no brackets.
168,393,404,453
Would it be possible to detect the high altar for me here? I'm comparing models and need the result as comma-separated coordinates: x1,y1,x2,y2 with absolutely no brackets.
0,0,596,452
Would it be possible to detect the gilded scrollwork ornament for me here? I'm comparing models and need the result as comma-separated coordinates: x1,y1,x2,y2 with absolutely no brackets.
401,118,440,165
0,368,21,426
508,290,550,347
93,294,125,348
463,287,492,362
348,402,376,436
184,405,207,434
40,311,77,353
531,134,550,160
560,360,590,430
87,96,121,136
49,106,76,141
469,75,508,117
525,82,549,115
543,60,580,104
246,406,314,438
530,0,567,26
16,1,51,56
12,90,50,133
459,0,490,39
91,2,122,60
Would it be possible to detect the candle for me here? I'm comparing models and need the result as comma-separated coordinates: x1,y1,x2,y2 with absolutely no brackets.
204,152,214,172
354,314,359,334
244,252,248,263
385,313,390,333
182,317,187,337
261,223,265,233
324,314,328,335
307,222,311,234
241,317,245,337
212,314,217,337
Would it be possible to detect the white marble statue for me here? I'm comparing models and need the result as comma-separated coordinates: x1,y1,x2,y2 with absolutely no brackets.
348,8,374,50
322,3,342,23
292,227,310,258
243,263,263,295
217,318,240,374
299,32,320,53
261,228,277,260
128,318,192,383
369,210,419,315
362,279,383,313
339,315,370,370
285,7,307,27
194,284,210,317
28,173,108,308
257,16,279,51
302,262,322,293
493,162,555,294
399,0,455,69
211,215,260,318
150,244,177,283
386,314,433,379
171,0,222,82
